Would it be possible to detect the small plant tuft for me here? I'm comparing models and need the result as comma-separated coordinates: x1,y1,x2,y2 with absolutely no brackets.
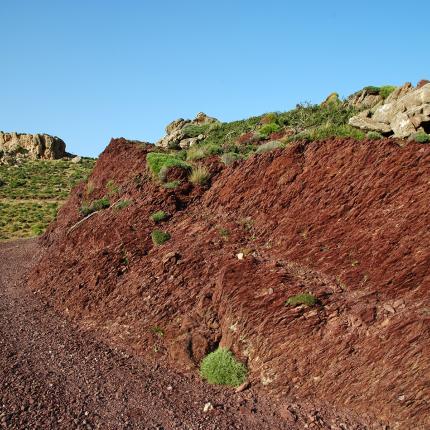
150,210,169,223
80,197,110,216
151,229,171,245
255,141,284,154
146,152,191,180
413,132,430,143
200,348,247,387
189,165,211,186
367,131,383,140
220,152,241,165
286,293,318,307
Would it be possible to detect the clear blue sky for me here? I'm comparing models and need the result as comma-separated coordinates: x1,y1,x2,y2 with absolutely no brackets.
2,1,429,157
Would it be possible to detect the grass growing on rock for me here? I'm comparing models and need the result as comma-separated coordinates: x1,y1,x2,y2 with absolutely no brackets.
200,348,247,387
413,132,430,143
151,229,171,245
146,152,191,179
150,210,169,223
255,141,284,154
80,197,110,216
286,293,318,307
189,165,211,186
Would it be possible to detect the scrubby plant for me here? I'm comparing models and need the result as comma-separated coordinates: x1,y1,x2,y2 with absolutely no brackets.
186,143,223,161
255,141,284,154
220,152,241,165
367,131,383,140
106,179,120,197
146,152,191,179
80,197,110,216
286,293,318,307
413,132,430,143
163,180,181,189
151,229,171,245
259,123,281,138
150,210,169,223
182,123,212,138
189,165,211,186
151,326,164,337
200,348,247,387
114,199,132,210
379,85,397,99
290,124,366,142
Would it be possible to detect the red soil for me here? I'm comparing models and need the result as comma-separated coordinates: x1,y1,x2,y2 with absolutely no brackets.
29,138,430,428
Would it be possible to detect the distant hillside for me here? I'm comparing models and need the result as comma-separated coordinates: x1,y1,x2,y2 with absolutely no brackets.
0,158,95,240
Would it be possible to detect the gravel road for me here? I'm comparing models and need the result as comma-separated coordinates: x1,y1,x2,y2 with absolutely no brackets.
0,239,292,430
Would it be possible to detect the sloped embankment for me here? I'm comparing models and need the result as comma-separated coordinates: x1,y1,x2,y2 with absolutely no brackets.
29,138,430,428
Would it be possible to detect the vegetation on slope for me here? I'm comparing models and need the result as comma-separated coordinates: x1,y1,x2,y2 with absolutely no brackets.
0,158,95,240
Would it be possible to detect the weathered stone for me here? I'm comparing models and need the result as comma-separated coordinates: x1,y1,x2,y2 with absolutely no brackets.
348,116,392,134
156,112,219,149
0,132,66,160
349,82,430,138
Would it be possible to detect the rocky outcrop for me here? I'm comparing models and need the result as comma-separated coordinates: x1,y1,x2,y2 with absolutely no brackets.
349,82,430,138
0,132,66,160
347,87,384,110
156,112,218,149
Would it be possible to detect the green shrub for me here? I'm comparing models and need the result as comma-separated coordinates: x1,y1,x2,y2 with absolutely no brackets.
220,152,241,165
259,123,281,138
189,165,211,186
150,210,169,223
414,132,430,143
200,348,247,387
364,86,380,95
367,131,383,140
182,123,211,138
286,293,318,307
255,141,284,154
151,229,171,245
379,85,397,99
106,179,120,197
290,124,366,142
186,143,223,161
146,153,191,179
80,197,110,216
115,199,132,210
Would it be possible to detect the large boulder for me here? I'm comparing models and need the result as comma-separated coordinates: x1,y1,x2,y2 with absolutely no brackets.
0,132,66,160
348,82,430,138
156,112,218,149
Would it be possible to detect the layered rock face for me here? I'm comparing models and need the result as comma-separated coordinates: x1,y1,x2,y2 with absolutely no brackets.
349,82,430,138
0,132,66,160
156,112,218,149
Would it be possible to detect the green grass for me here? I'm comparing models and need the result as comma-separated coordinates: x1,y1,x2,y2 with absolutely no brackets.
0,201,59,240
290,124,366,142
0,158,95,200
258,122,281,138
255,141,284,154
146,152,191,180
150,210,169,223
80,197,110,216
200,348,247,387
379,85,397,99
0,158,95,240
151,229,171,245
367,131,383,140
220,152,241,165
285,293,318,307
114,199,133,210
189,165,211,186
413,132,430,143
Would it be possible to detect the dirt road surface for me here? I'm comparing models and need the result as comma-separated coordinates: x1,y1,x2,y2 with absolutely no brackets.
0,239,293,430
